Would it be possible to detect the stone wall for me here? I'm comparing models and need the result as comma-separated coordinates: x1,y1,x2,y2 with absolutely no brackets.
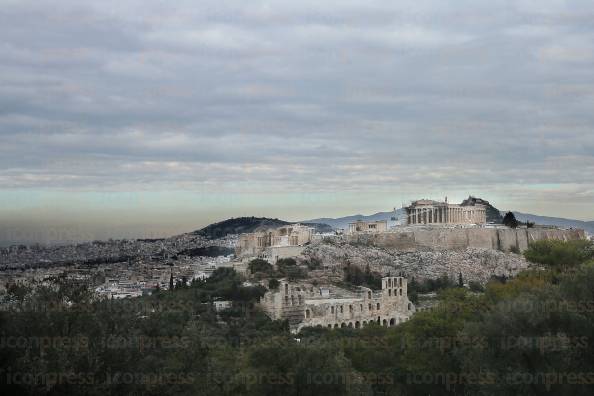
347,227,585,253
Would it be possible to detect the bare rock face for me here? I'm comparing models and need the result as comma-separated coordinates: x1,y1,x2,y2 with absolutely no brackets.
301,240,529,284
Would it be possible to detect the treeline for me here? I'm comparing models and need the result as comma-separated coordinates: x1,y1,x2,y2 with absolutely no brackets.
1,240,594,395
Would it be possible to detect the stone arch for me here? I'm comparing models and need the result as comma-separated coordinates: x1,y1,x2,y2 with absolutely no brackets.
348,322,353,328
377,316,381,324
355,321,360,329
389,318,395,326
334,324,339,329
368,303,372,311
382,319,388,327
305,309,310,319
340,323,346,328
368,291,371,299
399,289,402,296
377,303,380,310
388,289,392,296
328,324,332,329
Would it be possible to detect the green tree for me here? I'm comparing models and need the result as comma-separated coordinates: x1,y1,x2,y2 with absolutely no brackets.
248,258,273,274
502,211,519,228
524,239,592,271
268,278,280,290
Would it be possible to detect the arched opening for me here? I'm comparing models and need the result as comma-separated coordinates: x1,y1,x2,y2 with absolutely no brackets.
377,303,380,310
284,284,288,294
348,322,353,328
377,316,381,324
355,321,360,329
340,323,346,328
399,278,403,287
368,291,371,299
389,318,395,326
328,324,332,329
305,309,310,319
400,289,402,296
382,319,388,327
331,306,334,314
360,304,363,311
408,303,412,310
349,305,353,313
334,324,339,329
388,289,392,296
340,306,344,313
368,303,372,311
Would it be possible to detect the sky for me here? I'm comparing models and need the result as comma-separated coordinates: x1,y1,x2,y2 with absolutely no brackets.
1,0,594,244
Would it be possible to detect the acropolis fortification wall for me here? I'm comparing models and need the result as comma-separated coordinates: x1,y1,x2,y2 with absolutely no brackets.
346,227,585,253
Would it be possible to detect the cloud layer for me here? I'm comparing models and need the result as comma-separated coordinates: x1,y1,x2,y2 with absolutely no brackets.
1,0,593,237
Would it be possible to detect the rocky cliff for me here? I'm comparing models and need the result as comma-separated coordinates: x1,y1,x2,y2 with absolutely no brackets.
302,241,529,284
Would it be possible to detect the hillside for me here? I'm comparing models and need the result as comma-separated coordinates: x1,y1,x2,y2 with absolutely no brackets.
193,217,333,239
304,210,402,231
193,217,291,239
512,212,594,234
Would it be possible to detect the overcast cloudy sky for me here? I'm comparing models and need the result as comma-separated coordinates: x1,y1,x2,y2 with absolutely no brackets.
1,0,593,242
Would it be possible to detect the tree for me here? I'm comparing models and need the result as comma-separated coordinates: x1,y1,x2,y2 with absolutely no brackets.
248,258,273,274
468,281,484,293
502,211,518,228
523,239,592,272
268,278,280,290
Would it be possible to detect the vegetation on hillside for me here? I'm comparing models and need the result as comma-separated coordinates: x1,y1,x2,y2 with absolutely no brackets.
2,240,594,395
193,217,291,239
194,217,333,239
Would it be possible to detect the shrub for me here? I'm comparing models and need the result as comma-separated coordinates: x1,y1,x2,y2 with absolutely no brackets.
524,240,592,271
248,258,273,274
468,281,485,293
268,278,280,290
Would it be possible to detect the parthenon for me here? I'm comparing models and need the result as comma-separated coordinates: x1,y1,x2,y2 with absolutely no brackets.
405,198,486,225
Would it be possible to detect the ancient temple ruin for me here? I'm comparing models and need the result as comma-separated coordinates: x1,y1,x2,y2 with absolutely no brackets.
258,276,415,333
405,198,486,225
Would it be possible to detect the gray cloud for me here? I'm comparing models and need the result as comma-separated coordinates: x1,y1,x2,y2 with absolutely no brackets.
1,0,594,227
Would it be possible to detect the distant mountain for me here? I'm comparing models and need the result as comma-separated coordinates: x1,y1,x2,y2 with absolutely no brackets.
304,209,404,231
193,217,333,239
512,212,594,234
